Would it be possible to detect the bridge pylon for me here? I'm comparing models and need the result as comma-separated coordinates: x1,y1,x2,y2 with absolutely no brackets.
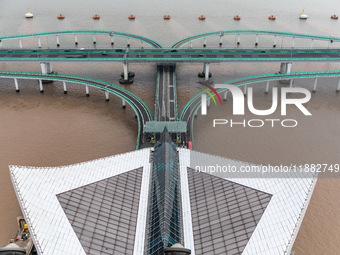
198,63,212,81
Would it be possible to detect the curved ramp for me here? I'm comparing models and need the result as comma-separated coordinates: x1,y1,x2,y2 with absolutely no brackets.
0,30,162,48
180,70,340,142
171,29,340,48
0,71,152,148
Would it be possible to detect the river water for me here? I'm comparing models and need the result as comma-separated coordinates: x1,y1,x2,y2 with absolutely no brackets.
0,0,339,254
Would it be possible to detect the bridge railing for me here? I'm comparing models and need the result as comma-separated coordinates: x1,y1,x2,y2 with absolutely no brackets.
171,29,340,48
0,30,163,48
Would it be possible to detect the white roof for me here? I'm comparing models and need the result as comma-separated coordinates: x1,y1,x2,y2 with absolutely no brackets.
10,148,317,255
10,149,151,255
185,149,317,255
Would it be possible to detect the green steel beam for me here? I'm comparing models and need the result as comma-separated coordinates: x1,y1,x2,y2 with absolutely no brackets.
0,30,162,48
171,29,340,48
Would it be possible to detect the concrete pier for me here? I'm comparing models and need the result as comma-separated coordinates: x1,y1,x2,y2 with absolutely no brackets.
105,91,109,101
279,62,292,74
198,63,212,80
265,81,270,94
287,63,292,74
14,78,19,92
86,85,89,97
74,34,78,45
40,62,53,74
40,62,47,75
56,35,60,47
243,85,247,95
204,63,210,81
119,62,134,84
38,37,41,48
39,79,44,93
313,78,318,92
63,81,67,94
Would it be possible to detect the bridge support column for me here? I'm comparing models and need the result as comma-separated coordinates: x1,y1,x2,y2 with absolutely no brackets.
313,78,318,92
237,34,240,46
255,34,259,46
310,39,314,48
265,81,270,94
127,38,130,47
63,81,67,94
105,91,109,101
207,97,211,107
19,39,23,48
56,35,60,47
219,35,223,46
279,62,292,74
286,63,292,74
39,79,44,93
74,34,78,45
124,62,129,80
273,35,277,48
223,90,228,101
122,99,126,109
40,62,47,75
120,62,134,84
110,36,114,46
85,85,90,97
93,35,97,45
292,37,296,48
46,63,53,73
198,63,212,80
140,40,144,49
0,40,2,47
203,38,207,47
279,63,287,73
40,62,53,74
204,63,210,81
243,85,247,95
38,37,41,48
14,78,19,92
337,77,340,92
189,42,192,48
279,63,292,84
290,79,294,88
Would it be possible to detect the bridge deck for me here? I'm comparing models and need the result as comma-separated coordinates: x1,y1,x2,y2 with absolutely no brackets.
2,48,340,63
